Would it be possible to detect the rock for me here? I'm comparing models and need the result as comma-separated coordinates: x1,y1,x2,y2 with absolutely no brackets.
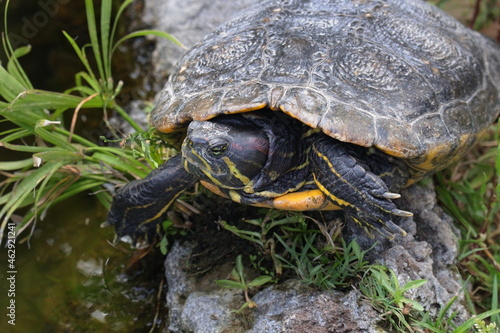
108,100,150,134
381,184,467,322
143,0,259,79
249,286,381,333
164,241,197,332
160,185,468,332
164,239,384,333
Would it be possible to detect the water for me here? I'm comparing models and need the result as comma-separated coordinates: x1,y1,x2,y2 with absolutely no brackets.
0,194,166,332
1,1,165,330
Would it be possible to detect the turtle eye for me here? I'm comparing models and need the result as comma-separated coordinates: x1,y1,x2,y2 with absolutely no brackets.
210,144,228,156
208,139,229,157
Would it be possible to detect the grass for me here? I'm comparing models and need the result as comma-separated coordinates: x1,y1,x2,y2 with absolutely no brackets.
0,0,499,332
0,0,182,244
359,265,427,332
274,227,372,290
434,124,500,329
216,254,274,312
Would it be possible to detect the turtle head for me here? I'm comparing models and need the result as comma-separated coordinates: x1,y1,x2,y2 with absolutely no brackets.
181,117,269,188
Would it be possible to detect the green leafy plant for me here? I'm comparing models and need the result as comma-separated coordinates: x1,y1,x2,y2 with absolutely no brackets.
218,210,315,275
453,310,500,333
430,3,500,326
0,0,182,243
275,233,371,290
359,265,427,332
473,317,498,333
216,254,274,312
414,294,461,332
435,123,500,328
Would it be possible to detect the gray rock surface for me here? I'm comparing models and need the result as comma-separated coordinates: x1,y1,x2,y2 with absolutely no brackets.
143,0,258,80
160,185,468,333
163,241,384,333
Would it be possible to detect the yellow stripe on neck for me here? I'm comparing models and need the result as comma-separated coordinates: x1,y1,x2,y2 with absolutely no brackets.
222,156,252,185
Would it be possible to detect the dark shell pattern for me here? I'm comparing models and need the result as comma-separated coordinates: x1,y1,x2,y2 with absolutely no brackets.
152,0,500,175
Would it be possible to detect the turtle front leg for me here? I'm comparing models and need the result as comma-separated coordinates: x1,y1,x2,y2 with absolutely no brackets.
310,138,412,238
107,155,197,243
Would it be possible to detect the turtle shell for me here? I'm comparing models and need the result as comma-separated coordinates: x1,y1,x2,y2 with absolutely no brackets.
151,0,500,176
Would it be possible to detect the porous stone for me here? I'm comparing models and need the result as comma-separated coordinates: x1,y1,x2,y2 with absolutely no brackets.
161,184,468,332
143,0,258,79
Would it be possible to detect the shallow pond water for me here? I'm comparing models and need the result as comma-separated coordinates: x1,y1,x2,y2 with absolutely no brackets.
1,1,165,330
0,194,166,333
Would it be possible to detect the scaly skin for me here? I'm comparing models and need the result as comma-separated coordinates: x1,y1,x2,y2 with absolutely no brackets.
108,113,412,242
108,155,197,243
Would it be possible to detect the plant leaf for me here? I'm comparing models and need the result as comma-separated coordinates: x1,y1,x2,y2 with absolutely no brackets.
0,64,27,102
7,45,33,88
112,30,186,56
401,279,427,292
248,275,273,287
216,280,244,290
85,0,105,82
7,90,104,111
0,158,33,171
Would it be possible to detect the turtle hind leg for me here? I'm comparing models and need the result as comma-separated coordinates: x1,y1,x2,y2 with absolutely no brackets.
107,155,197,244
310,137,411,238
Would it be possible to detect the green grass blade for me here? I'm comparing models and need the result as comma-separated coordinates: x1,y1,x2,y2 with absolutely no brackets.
54,127,99,148
42,180,106,208
110,0,135,53
2,0,33,90
0,65,28,102
90,152,150,178
33,151,84,164
61,31,99,86
453,309,500,333
112,30,186,56
7,90,104,111
100,0,112,81
64,85,98,98
34,124,79,152
0,161,65,240
85,0,105,83
32,161,71,216
401,279,427,292
0,158,33,171
2,0,13,59
1,108,51,131
216,280,244,289
248,275,273,287
0,142,68,153
6,45,33,89
0,128,32,143
492,274,499,325
73,71,101,93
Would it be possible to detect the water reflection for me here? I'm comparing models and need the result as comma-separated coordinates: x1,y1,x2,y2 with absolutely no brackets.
0,194,165,333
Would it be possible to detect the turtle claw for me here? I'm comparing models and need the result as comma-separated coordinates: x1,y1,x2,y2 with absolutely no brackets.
375,226,396,239
392,208,413,217
111,234,120,245
384,220,407,237
100,221,112,228
382,191,401,199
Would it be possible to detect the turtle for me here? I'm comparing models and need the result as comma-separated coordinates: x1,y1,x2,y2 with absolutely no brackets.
108,0,500,242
